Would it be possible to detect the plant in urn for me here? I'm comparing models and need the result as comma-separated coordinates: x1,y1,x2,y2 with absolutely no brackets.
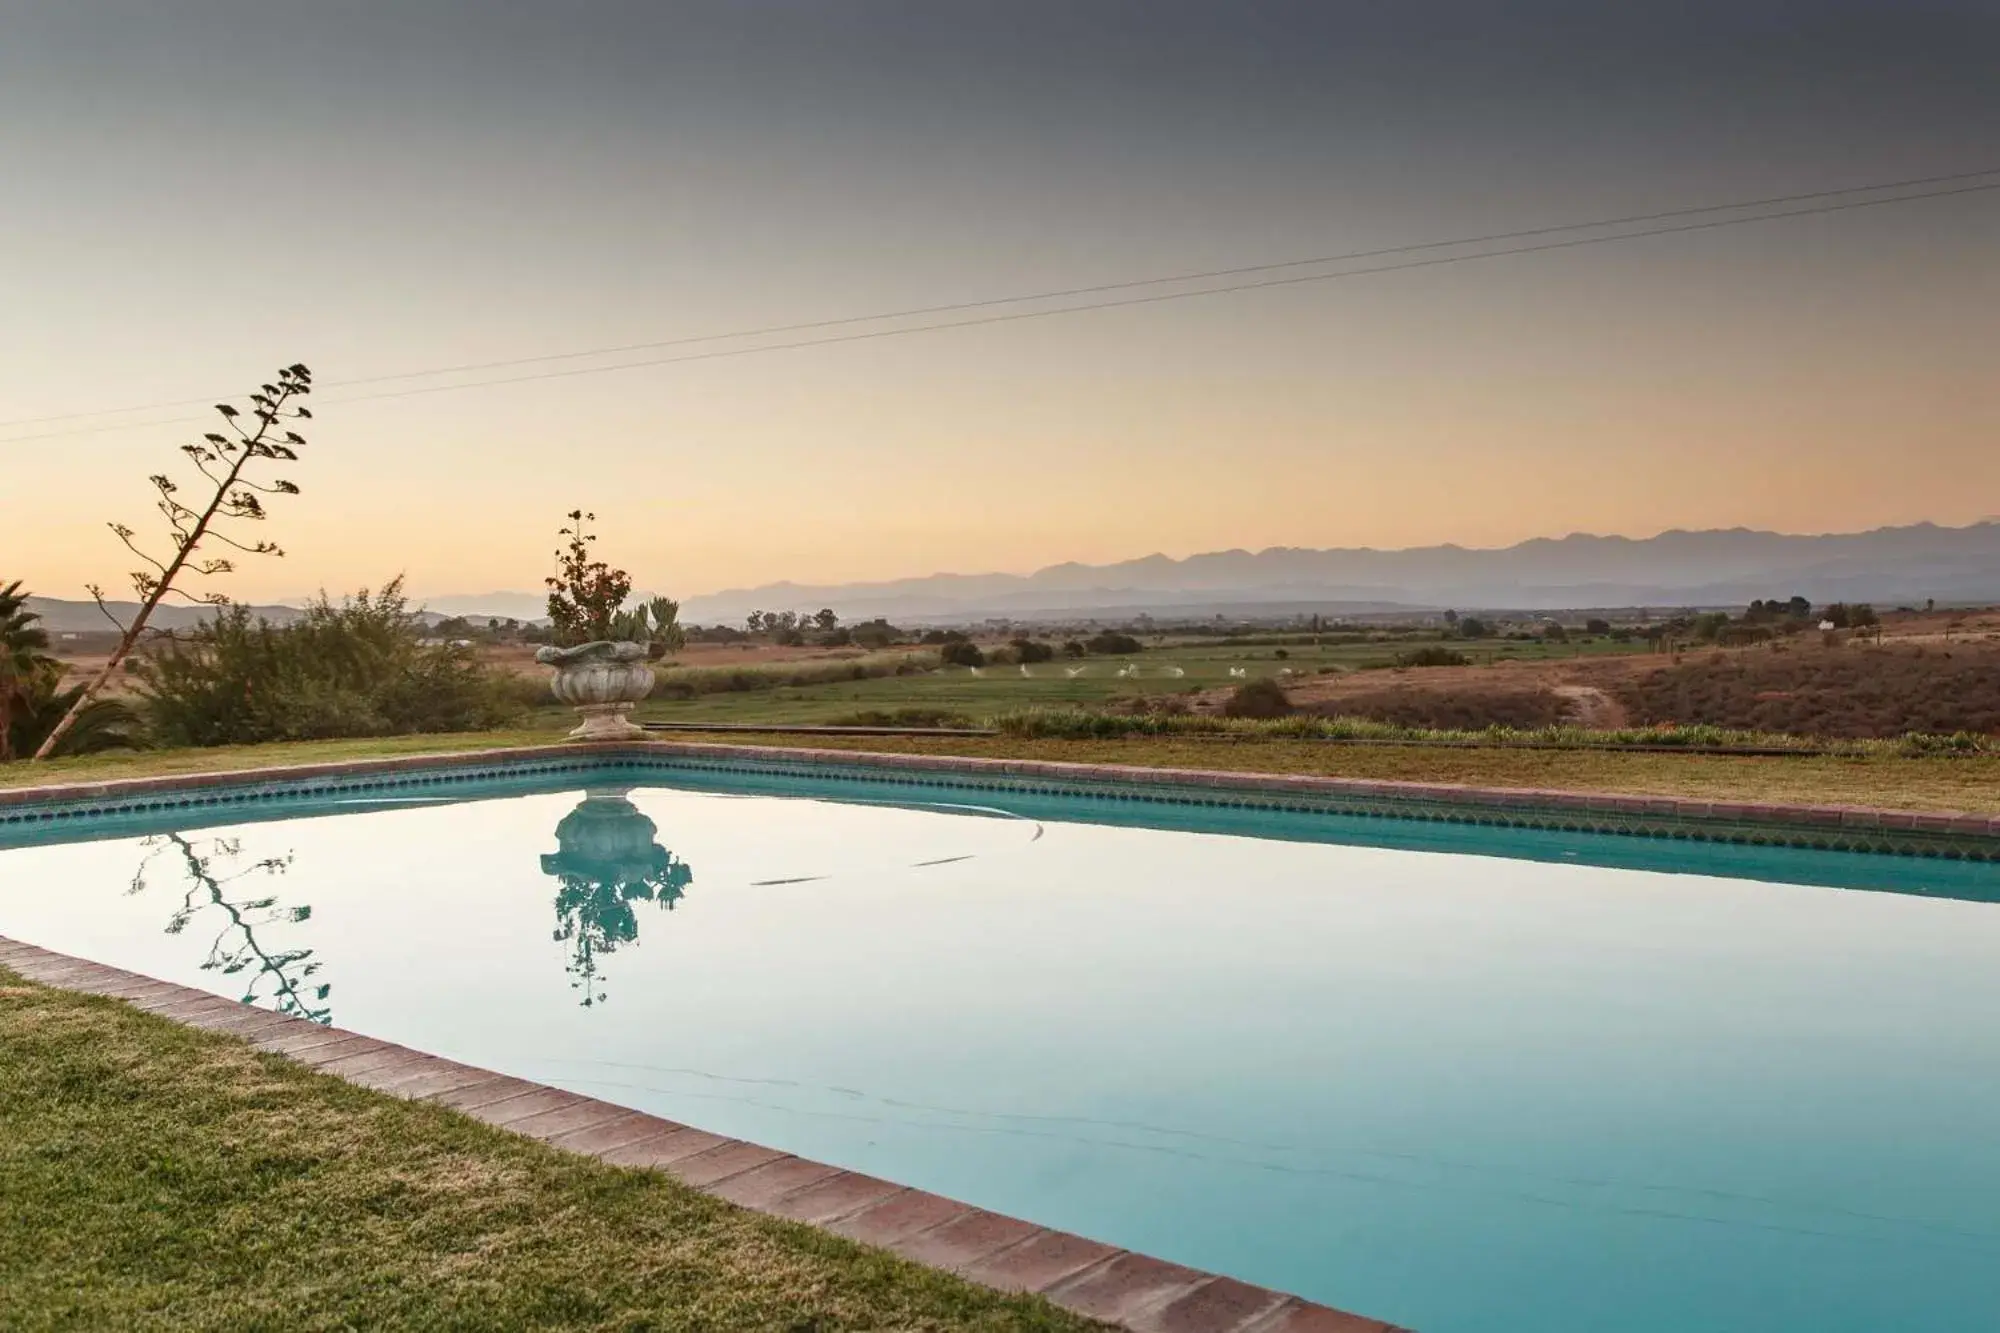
536,510,684,740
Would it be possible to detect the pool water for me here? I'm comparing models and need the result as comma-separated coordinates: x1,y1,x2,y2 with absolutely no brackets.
3,768,1997,1332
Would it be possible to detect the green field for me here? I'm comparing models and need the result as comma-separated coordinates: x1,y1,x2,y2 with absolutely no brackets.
630,637,1647,726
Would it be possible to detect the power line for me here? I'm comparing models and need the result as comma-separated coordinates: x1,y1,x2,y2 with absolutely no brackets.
7,165,1997,427
226,165,2000,388
322,179,2000,401
3,174,1993,444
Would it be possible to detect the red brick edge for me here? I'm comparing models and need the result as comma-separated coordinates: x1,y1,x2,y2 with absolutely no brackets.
0,935,1405,1333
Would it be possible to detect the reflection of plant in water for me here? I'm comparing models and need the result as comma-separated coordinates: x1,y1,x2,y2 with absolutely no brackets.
129,832,331,1024
541,790,693,1007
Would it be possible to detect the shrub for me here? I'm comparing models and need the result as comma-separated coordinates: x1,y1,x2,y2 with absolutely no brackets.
133,581,519,747
544,511,630,646
1222,677,1293,718
1309,687,1571,730
1113,693,1191,717
986,706,1996,753
988,704,2000,748
1585,618,1612,635
1061,640,1087,659
941,640,986,668
1010,638,1055,663
1394,646,1471,668
848,618,903,649
1691,612,1731,643
825,707,976,729
2,580,146,758
1614,643,2000,738
1085,632,1143,655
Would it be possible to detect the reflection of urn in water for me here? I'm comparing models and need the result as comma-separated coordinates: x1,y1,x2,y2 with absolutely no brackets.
540,789,693,1007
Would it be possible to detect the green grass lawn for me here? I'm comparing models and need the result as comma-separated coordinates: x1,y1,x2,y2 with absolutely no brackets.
1,728,571,789
655,732,2000,815
5,726,1995,814
0,969,1100,1332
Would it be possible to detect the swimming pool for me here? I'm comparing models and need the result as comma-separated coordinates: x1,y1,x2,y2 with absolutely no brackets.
3,758,1997,1332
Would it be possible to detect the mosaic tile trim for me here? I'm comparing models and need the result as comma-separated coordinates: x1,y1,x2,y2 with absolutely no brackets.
0,935,1404,1333
0,748,610,828
3,741,1996,860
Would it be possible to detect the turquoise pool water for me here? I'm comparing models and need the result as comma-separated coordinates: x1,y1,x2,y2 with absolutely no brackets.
3,765,1997,1332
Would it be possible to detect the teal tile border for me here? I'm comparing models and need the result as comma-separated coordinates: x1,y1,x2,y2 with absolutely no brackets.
1,740,1996,860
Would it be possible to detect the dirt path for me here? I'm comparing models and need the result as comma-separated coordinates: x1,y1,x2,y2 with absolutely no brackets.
1552,683,1628,728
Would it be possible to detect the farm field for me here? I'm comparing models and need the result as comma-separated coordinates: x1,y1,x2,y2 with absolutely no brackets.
626,636,1655,725
39,607,2000,739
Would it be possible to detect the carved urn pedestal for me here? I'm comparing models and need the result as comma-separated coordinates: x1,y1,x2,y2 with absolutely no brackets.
535,641,656,740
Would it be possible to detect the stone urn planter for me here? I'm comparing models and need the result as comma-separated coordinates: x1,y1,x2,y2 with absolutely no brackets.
535,640,655,740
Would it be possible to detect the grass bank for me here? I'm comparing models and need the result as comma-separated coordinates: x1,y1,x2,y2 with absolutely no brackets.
658,732,2000,815
4,727,1996,814
0,727,568,789
0,969,1097,1332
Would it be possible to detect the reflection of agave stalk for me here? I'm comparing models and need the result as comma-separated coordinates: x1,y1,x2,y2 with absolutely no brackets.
129,833,331,1024
540,789,693,1007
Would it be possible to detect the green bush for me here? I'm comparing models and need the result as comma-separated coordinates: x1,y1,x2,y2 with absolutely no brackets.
1,579,143,759
1221,677,1293,719
847,619,903,649
941,641,986,668
1690,611,1732,642
1394,646,1471,668
133,581,519,747
1085,632,1143,656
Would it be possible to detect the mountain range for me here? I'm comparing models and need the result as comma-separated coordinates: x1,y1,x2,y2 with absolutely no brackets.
24,521,2000,632
676,521,2000,623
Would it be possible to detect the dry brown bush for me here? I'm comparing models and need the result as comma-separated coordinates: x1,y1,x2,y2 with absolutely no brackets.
1614,643,2000,738
1307,687,1572,730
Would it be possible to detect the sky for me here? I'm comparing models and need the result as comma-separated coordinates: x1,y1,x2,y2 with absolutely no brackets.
2,0,1996,604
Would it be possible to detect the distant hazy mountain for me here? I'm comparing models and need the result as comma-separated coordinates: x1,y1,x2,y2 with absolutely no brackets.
677,521,2000,623
412,592,551,622
26,521,2000,632
24,599,309,635
24,596,537,634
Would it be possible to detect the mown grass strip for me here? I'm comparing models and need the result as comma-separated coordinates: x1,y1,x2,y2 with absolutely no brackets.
0,968,1102,1332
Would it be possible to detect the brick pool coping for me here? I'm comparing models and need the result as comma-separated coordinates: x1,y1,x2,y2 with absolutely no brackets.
2,739,1997,858
0,935,1402,1333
